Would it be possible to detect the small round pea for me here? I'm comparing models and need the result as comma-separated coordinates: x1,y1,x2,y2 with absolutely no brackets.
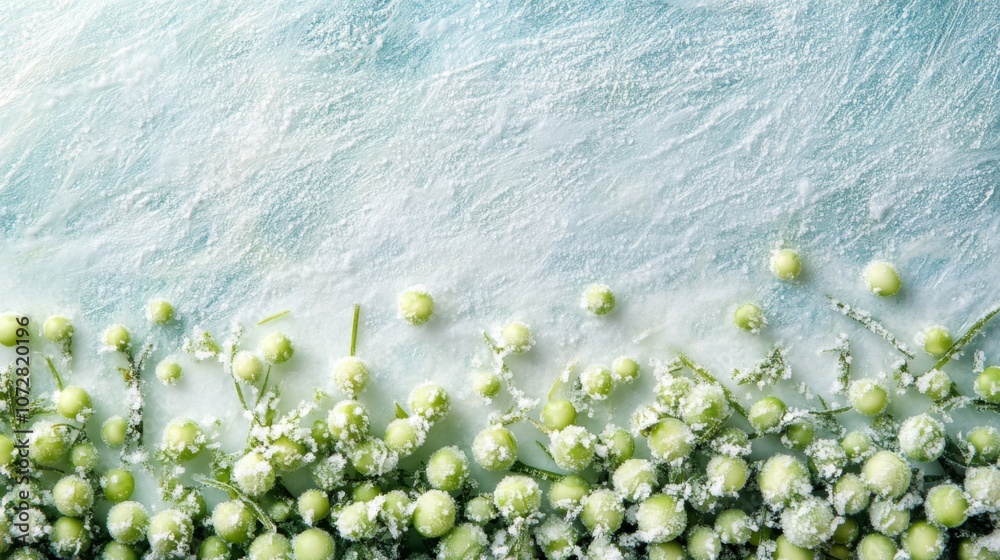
232,351,264,383
782,420,816,451
917,370,953,401
780,497,835,549
921,327,952,358
297,490,330,525
494,475,542,520
807,438,849,480
770,248,802,280
472,426,518,471
656,375,692,410
384,417,425,457
426,446,471,492
500,322,533,354
833,518,860,545
198,536,231,560
680,384,730,433
473,371,501,399
775,535,814,560
51,516,91,557
758,455,812,508
327,400,370,447
975,366,1000,403
292,528,336,560
858,533,897,560
862,451,912,499
380,490,410,535
69,442,98,473
534,517,576,560
967,426,1000,464
331,356,368,396
102,416,128,447
232,451,275,497
29,422,68,466
581,365,614,400
849,379,889,416
160,418,205,462
865,261,901,296
705,455,748,496
635,494,687,543
408,382,450,423
715,509,752,545
101,469,136,502
248,533,292,560
103,324,131,352
398,286,434,325
53,474,94,517
612,458,657,501
611,355,639,384
649,542,686,560
156,360,183,386
0,433,15,467
350,438,397,477
580,489,624,536
541,399,576,430
581,284,615,315
749,396,786,433
0,314,23,347
268,435,307,471
548,425,597,472
898,414,946,462
465,494,496,524
104,542,140,560
600,426,635,468
869,500,909,536
647,418,694,463
438,523,487,560
212,500,257,544
147,509,194,557
711,426,751,457
549,474,589,512
147,299,175,324
833,473,870,515
733,303,764,332
687,525,722,560
56,386,93,421
925,483,968,528
902,521,944,560
43,315,73,343
260,332,294,364
107,502,148,545
957,538,1000,560
351,481,381,503
412,490,457,538
964,467,1000,511
841,430,873,461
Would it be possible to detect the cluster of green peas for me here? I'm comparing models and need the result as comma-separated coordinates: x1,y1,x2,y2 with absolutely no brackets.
1,261,1000,560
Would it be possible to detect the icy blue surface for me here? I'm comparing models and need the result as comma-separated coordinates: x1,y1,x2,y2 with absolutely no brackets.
1,0,998,490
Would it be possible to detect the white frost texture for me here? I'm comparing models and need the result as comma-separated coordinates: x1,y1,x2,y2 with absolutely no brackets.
0,0,998,501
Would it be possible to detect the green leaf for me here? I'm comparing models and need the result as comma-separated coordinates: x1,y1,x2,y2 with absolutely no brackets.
828,298,914,359
927,305,1000,374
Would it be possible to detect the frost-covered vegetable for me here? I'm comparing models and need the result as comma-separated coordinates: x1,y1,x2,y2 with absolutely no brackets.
3,283,999,560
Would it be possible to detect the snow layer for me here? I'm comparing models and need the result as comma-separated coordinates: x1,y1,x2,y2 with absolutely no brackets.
1,0,999,502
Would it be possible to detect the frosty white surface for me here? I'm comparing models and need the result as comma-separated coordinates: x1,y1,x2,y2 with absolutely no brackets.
0,0,998,509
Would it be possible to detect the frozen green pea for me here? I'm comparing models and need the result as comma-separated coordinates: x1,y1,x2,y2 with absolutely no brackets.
156,360,183,386
0,434,14,467
146,509,193,557
198,536,231,560
327,400,370,446
648,418,694,463
297,490,330,525
398,286,434,325
687,525,721,560
858,533,897,560
706,455,748,495
849,379,889,416
916,370,953,401
680,384,729,433
714,509,752,545
472,426,517,471
869,500,909,536
840,430,873,461
548,425,597,472
832,518,860,544
581,284,615,315
331,356,368,396
233,351,264,383
248,533,292,560
541,399,576,430
534,517,577,560
771,248,802,280
465,494,496,524
349,438,397,477
925,483,968,528
749,396,786,432
549,475,589,513
69,442,98,473
967,426,1000,464
104,542,140,560
473,371,501,399
600,426,634,468
975,366,1000,403
898,414,945,462
611,355,639,383
351,481,381,503
612,458,657,501
635,494,686,544
581,365,614,400
160,418,205,462
408,382,450,423
147,299,175,324
782,420,815,451
232,451,275,497
51,516,91,557
733,303,764,332
865,261,901,296
580,489,624,536
426,446,470,492
862,451,912,499
260,332,293,364
494,475,541,520
833,473,870,515
758,455,812,508
901,521,944,560
412,490,456,538
212,501,257,544
384,417,425,457
268,435,307,471
29,422,68,466
775,535,814,560
56,386,93,421
53,475,94,517
107,502,148,545
921,327,952,357
102,416,128,447
101,469,135,502
43,315,73,343
649,542,687,560
438,524,487,560
780,497,835,549
292,529,335,560
500,322,533,354
103,324,131,352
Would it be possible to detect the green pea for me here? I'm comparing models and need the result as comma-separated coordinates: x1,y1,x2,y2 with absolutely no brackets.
327,400,370,446
332,356,369,396
783,420,816,451
350,438,396,477
211,501,256,544
687,525,722,560
384,417,425,457
849,379,889,416
103,542,140,560
612,458,657,501
408,383,450,423
233,351,264,383
581,365,614,400
635,494,686,543
412,490,456,538
398,287,434,325
102,416,128,447
260,332,294,364
472,426,517,471
758,455,812,508
147,299,175,324
840,430,873,460
160,418,205,462
198,536,231,560
465,494,496,524
975,366,1000,403
101,469,135,502
473,371,502,399
833,474,870,515
780,497,835,549
549,475,590,513
649,542,687,560
248,533,292,560
862,451,912,499
705,455,748,495
898,414,945,462
921,327,952,357
426,446,470,492
53,475,94,517
771,248,802,280
351,481,381,502
146,509,193,557
69,442,98,473
29,422,68,466
106,502,148,545
0,434,14,466
56,386,93,421
548,425,597,472
714,509,751,545
865,261,901,296
438,523,487,560
268,435,307,471
600,426,634,468
0,314,22,347
43,315,74,343
916,370,952,401
967,426,1000,464
858,534,898,560
925,483,968,528
581,284,615,315
156,360,183,385
775,535,814,560
647,418,694,463
103,324,131,352
292,528,335,560
733,303,764,332
51,516,91,557
535,517,577,559
541,399,577,431
581,488,625,535
232,451,275,496
748,396,786,433
500,322,533,354
611,356,640,383
832,517,860,544
901,521,944,560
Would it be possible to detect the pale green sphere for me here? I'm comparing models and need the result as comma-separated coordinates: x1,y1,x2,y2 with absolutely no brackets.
901,521,944,560
581,284,615,315
412,490,457,538
976,366,1000,403
549,475,590,512
53,474,94,517
0,314,22,347
103,324,131,352
849,379,889,416
749,396,786,433
780,497,835,549
898,414,946,462
758,455,812,507
925,483,968,528
156,360,183,386
580,489,624,536
260,332,294,364
922,327,953,358
858,534,898,560
733,303,764,332
56,386,93,421
967,426,1000,464
865,261,901,296
635,494,687,543
472,426,518,471
862,451,912,499
714,509,752,545
146,509,193,558
611,356,640,383
771,248,802,280
438,523,487,560
233,351,264,383
102,416,128,447
398,287,434,325
500,322,533,354
248,533,292,560
292,529,335,560
687,525,722,560
473,371,502,399
648,418,694,463
332,356,369,396
160,418,205,462
493,475,542,520
147,299,175,324
211,500,256,544
43,315,74,343
107,502,148,545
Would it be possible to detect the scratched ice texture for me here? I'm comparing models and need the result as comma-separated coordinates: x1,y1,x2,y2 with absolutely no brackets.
0,0,998,503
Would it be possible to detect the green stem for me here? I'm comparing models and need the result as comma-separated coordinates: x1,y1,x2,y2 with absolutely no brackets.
350,304,360,357
256,309,290,326
254,366,273,408
811,406,852,418
927,304,1000,375
828,297,915,359
46,357,64,391
510,460,562,482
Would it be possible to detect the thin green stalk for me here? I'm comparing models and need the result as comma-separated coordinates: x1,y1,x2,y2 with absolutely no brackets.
256,309,290,326
254,366,273,407
828,297,914,359
195,475,277,533
927,304,1000,374
350,304,360,357
510,460,562,482
46,357,64,391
